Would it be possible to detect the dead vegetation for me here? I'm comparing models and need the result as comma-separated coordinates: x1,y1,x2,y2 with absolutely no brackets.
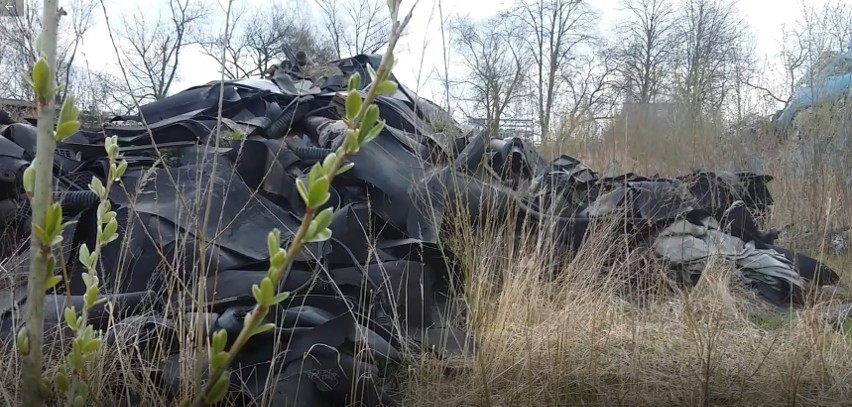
400,104,852,407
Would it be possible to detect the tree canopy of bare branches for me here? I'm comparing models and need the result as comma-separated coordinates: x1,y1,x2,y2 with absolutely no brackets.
314,0,392,59
557,44,619,138
118,0,209,101
199,3,336,80
672,0,745,117
512,0,596,140
613,0,676,104
450,13,529,139
0,0,96,100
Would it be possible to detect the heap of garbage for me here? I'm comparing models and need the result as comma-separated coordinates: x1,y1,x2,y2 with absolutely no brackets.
0,53,845,405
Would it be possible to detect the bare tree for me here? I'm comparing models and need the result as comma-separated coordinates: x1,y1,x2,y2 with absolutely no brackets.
199,3,336,80
314,0,391,58
741,25,806,112
0,0,96,99
118,0,208,101
820,1,852,54
512,0,596,140
791,0,852,83
450,13,528,139
613,0,676,104
557,44,619,138
672,0,745,117
744,0,852,114
68,65,137,118
728,33,761,121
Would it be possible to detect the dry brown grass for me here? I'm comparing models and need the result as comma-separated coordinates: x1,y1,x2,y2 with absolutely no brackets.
403,106,852,407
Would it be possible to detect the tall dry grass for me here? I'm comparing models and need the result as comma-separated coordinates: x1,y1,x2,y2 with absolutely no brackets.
403,103,852,407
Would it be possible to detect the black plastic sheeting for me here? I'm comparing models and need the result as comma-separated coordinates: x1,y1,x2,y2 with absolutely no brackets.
0,54,844,405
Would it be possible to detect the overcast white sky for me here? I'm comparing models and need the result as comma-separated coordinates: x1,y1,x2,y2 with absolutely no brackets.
75,0,834,104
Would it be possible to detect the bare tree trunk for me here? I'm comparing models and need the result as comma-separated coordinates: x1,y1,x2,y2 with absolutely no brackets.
513,0,595,141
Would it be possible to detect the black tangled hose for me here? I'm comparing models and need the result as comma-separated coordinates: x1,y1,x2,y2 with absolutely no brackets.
262,102,312,139
289,146,334,161
5,190,99,223
56,190,100,217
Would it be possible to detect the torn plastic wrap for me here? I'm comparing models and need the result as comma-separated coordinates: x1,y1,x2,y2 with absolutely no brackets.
0,53,845,406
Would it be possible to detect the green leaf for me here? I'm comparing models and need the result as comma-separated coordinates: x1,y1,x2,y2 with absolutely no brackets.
313,207,334,231
271,291,290,305
54,121,81,141
83,337,103,353
48,85,62,99
270,249,286,270
16,326,29,355
22,162,36,195
69,341,84,370
362,105,380,129
102,218,118,243
210,350,229,369
250,323,275,336
102,211,116,225
251,283,262,304
376,80,398,95
305,228,332,243
74,380,90,399
97,200,111,220
113,160,128,180
204,371,231,404
65,306,79,330
296,178,309,206
367,64,377,83
260,277,274,304
347,72,362,91
83,325,95,342
72,395,86,407
212,329,228,353
308,162,324,185
345,90,362,122
359,120,386,146
45,202,63,240
107,141,119,159
55,370,70,392
343,130,360,154
81,272,98,288
321,152,338,175
33,224,50,247
58,95,80,125
84,285,99,309
78,244,92,268
336,161,355,176
266,229,280,257
89,177,105,198
307,177,330,209
39,380,51,400
305,220,319,242
45,274,62,290
31,58,50,98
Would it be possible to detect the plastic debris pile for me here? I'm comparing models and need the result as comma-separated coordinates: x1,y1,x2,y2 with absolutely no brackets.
0,54,845,405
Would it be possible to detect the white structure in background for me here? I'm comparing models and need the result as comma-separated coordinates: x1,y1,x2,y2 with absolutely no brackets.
465,116,538,142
